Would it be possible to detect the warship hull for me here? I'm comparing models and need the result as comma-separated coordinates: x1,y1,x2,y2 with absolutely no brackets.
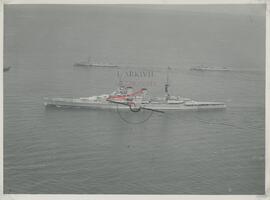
44,97,226,111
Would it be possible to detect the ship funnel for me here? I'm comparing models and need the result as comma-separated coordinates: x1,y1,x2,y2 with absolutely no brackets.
141,88,148,95
142,88,148,99
126,86,134,95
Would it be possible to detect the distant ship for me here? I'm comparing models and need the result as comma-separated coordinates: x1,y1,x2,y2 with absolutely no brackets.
44,69,226,112
74,57,119,68
4,66,11,72
190,65,230,71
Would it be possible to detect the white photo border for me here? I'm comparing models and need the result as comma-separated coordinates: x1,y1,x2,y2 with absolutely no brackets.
0,0,269,200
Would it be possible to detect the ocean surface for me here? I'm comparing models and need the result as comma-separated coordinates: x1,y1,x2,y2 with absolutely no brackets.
4,5,265,194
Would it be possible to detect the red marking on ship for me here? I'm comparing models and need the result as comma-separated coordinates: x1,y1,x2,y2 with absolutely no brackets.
107,88,146,100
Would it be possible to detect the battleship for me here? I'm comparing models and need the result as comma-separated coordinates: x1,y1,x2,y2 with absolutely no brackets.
44,90,226,112
44,70,226,112
73,57,119,68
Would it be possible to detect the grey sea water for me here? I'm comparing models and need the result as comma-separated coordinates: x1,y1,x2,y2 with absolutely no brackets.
4,5,265,194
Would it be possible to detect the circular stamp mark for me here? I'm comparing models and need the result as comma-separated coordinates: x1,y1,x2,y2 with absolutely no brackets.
116,103,154,124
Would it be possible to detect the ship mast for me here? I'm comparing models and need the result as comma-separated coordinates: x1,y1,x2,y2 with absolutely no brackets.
165,67,170,100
